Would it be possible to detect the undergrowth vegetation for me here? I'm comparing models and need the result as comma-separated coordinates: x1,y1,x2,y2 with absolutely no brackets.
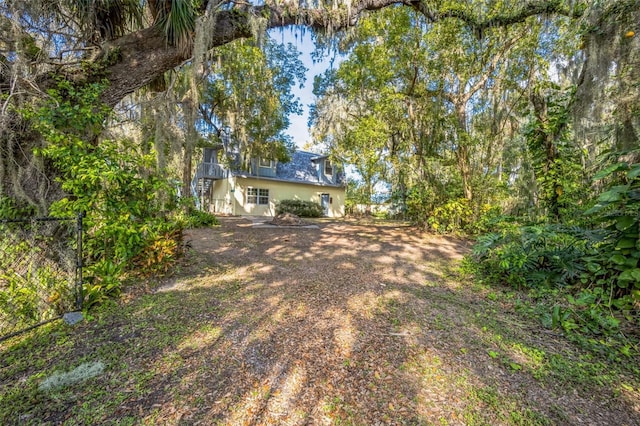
1,81,220,316
469,154,640,358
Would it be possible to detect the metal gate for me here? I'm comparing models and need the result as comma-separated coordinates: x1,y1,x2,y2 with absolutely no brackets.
0,213,83,341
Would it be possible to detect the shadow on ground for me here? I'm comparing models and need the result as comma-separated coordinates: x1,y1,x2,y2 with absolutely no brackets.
1,217,639,425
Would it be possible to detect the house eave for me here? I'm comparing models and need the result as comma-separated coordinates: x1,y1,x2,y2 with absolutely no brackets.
232,173,345,188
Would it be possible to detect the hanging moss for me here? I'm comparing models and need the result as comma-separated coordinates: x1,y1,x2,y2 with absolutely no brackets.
575,1,640,153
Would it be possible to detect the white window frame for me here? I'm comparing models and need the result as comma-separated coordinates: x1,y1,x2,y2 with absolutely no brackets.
247,187,258,204
324,159,333,175
259,158,274,168
247,187,269,205
258,188,269,205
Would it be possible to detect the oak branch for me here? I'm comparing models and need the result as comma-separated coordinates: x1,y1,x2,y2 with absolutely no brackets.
96,0,584,106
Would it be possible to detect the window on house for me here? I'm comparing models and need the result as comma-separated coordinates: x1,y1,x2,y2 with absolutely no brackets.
259,158,274,168
324,159,333,175
247,187,269,205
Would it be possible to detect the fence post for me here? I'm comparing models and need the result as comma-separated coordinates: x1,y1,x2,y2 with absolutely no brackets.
76,211,84,311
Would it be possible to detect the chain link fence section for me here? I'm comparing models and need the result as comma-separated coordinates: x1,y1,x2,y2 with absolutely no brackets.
0,214,83,341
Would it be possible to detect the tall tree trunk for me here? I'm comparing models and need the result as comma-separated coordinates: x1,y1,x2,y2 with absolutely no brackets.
530,89,561,220
455,103,473,201
182,97,196,204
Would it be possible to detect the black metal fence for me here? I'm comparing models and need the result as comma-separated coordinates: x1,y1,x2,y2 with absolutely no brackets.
0,213,83,342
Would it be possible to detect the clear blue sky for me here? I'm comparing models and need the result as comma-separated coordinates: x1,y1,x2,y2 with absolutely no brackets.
268,27,341,149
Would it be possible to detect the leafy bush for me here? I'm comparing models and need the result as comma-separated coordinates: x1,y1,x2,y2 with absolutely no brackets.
405,183,436,227
181,209,219,228
469,156,640,356
428,198,473,234
584,159,640,304
132,227,184,277
0,228,76,333
472,224,599,290
469,224,639,356
423,198,505,235
276,199,324,217
0,196,36,219
83,260,123,309
27,80,185,307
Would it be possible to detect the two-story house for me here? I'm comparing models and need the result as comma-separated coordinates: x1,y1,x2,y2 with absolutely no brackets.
192,148,346,217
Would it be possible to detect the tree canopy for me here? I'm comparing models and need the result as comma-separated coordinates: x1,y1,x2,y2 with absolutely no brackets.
1,0,585,106
0,0,637,220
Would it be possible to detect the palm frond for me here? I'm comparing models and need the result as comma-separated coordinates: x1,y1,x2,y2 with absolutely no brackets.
72,0,144,41
154,0,197,54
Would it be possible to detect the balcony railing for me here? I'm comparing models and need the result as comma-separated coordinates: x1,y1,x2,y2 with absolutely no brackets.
196,162,228,179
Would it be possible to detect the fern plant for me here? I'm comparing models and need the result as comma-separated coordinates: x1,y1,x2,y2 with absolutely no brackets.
473,224,598,290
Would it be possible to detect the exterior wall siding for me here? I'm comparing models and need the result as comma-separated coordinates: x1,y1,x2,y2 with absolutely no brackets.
209,177,235,215
233,177,345,218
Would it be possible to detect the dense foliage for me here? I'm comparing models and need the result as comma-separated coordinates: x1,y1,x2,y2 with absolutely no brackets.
470,157,640,356
5,81,219,312
310,2,640,353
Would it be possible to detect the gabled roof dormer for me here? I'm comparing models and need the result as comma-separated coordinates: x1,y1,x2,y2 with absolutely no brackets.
310,154,337,185
199,149,344,186
252,157,277,178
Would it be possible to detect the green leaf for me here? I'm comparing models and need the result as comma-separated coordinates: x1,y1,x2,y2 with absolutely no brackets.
616,216,636,231
598,185,628,203
586,262,601,272
616,238,636,249
593,163,628,180
617,279,630,288
610,254,627,265
627,165,640,179
618,270,633,281
584,204,604,215
618,269,640,283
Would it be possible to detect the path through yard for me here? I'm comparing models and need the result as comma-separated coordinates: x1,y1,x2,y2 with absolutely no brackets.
1,217,639,425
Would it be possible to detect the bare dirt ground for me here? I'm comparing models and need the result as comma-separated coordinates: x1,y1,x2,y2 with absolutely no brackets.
2,216,639,425
156,217,638,425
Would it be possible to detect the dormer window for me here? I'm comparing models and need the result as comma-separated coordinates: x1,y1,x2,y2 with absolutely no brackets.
259,158,275,168
324,159,333,175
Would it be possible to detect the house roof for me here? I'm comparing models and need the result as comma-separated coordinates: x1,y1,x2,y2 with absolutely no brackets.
277,151,322,182
232,150,344,187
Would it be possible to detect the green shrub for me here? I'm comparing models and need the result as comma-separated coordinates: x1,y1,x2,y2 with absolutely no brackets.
27,80,185,307
472,224,599,290
0,196,36,219
276,199,324,217
428,198,473,234
405,183,435,227
470,219,639,356
182,209,219,228
584,159,640,304
0,231,75,333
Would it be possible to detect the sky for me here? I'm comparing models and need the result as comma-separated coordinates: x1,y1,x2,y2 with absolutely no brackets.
268,27,342,149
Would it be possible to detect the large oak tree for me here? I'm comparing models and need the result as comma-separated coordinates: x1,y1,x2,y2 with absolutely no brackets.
2,1,584,106
2,0,636,212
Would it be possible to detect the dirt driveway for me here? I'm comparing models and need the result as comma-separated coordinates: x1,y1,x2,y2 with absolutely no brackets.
167,217,638,425
2,217,639,425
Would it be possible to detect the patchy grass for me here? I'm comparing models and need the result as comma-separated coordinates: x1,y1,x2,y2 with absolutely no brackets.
1,218,639,425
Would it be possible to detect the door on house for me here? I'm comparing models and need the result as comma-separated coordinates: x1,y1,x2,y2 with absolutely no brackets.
320,193,330,216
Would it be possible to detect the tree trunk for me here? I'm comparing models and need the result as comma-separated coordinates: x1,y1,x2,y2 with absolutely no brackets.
530,89,561,220
455,103,473,201
457,144,473,201
182,97,197,205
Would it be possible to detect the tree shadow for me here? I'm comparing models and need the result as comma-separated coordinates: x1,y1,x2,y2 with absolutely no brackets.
1,218,638,425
